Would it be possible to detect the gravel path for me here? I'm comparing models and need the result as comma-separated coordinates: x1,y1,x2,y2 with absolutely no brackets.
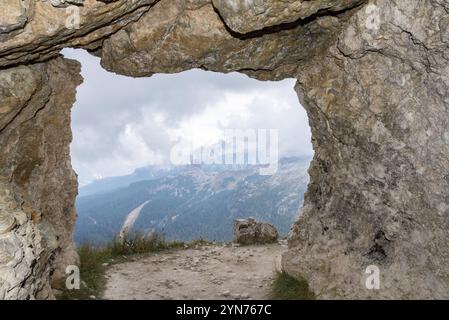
103,242,286,300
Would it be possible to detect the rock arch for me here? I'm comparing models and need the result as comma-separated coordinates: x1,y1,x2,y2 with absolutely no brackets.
0,0,448,299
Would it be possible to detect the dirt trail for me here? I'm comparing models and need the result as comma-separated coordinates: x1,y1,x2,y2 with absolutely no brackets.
103,242,286,300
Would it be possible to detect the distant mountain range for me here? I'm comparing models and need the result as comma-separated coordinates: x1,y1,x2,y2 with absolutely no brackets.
74,157,311,245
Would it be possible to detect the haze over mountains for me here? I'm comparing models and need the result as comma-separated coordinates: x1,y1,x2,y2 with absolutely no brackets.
75,157,311,245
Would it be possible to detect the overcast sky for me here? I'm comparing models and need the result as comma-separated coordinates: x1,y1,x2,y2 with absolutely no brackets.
62,49,313,186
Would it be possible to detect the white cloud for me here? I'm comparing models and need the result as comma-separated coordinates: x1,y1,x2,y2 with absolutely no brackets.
62,48,312,186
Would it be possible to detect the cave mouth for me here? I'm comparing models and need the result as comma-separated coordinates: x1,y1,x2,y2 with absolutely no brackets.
63,48,313,248
62,48,313,292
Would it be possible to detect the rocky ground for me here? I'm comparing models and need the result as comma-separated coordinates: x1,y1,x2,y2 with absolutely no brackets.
103,242,286,300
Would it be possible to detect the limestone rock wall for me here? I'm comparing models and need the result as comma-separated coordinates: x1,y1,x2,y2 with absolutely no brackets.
0,0,158,68
212,0,364,34
99,0,351,79
0,0,448,299
0,57,82,299
283,0,449,299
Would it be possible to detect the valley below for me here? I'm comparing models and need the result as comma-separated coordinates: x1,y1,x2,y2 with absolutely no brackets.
75,157,310,245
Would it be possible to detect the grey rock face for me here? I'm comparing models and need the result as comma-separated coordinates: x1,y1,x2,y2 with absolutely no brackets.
0,0,28,34
48,0,85,8
99,0,348,80
0,0,158,68
234,218,279,245
0,0,448,299
0,58,82,299
212,0,364,34
283,0,449,299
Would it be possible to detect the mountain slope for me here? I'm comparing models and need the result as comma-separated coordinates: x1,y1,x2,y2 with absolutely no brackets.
75,157,310,244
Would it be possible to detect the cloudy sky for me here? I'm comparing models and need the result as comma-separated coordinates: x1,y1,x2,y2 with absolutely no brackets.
62,49,313,186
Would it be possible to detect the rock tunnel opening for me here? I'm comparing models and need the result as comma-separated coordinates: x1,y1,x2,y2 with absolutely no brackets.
61,48,314,298
64,48,314,244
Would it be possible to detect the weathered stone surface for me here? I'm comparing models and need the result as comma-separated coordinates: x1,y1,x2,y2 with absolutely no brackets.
49,0,85,8
0,57,82,299
0,0,158,68
283,0,449,299
234,218,279,245
0,212,16,235
99,0,349,80
0,0,448,300
212,0,363,34
0,0,28,34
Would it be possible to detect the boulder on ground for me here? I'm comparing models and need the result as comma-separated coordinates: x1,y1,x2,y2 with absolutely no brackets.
233,218,278,245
